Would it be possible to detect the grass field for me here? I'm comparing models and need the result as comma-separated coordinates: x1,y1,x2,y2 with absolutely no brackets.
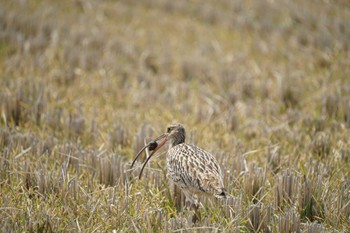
1,0,350,232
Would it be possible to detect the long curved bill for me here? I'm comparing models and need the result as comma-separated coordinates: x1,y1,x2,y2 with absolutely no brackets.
130,133,168,179
130,144,149,169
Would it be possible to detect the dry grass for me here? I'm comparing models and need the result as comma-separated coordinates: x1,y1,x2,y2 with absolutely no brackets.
1,0,350,232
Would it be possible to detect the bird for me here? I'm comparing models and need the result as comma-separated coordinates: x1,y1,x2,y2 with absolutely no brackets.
131,123,227,220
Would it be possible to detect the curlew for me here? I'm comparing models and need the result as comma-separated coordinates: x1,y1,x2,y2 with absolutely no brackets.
131,123,226,219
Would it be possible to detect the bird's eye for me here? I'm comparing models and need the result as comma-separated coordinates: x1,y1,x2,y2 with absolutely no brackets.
167,127,172,133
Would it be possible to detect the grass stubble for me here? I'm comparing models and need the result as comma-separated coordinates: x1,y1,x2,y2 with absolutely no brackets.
0,0,350,232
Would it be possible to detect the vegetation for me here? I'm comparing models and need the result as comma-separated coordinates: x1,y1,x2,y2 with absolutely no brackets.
1,0,349,232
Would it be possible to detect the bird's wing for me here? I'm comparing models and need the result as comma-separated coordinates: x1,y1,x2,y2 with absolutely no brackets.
169,143,226,197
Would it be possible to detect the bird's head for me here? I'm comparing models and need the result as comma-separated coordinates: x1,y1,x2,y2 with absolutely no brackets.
130,123,186,179
166,123,186,147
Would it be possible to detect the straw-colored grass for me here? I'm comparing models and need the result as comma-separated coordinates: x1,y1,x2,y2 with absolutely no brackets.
1,0,349,232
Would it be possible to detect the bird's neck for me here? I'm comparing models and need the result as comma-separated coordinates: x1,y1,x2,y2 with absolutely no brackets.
169,137,185,148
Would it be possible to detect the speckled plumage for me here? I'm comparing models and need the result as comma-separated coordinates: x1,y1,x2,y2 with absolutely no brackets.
164,124,226,207
131,123,226,210
167,143,226,199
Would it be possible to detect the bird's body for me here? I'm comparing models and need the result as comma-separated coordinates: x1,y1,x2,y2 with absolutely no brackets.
167,143,226,203
131,123,226,213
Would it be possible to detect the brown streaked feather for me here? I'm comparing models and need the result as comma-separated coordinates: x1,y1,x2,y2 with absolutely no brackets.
167,143,226,198
131,123,227,212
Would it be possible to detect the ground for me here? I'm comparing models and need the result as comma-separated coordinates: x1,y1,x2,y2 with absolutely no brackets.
0,0,350,232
